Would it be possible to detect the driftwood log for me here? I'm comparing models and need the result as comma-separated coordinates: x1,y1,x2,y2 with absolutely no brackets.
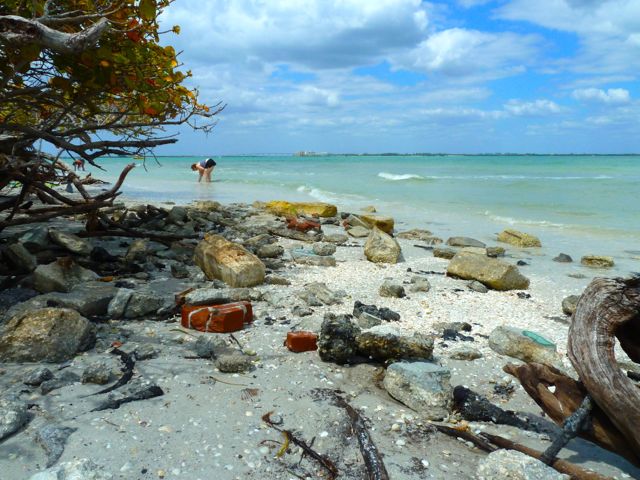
568,277,640,456
506,276,640,466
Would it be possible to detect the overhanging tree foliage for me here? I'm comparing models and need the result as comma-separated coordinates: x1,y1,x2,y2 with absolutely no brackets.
0,0,224,231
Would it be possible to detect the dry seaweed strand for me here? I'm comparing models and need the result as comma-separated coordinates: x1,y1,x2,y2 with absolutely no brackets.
332,394,390,480
88,347,135,396
262,411,338,479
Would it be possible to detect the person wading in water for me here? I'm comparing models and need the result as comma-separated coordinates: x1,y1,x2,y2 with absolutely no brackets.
191,157,217,182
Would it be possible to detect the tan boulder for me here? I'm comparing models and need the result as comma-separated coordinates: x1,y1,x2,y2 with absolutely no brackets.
0,308,96,362
194,233,265,287
358,214,394,234
447,252,529,290
581,255,614,268
264,200,337,218
364,227,402,264
497,229,541,247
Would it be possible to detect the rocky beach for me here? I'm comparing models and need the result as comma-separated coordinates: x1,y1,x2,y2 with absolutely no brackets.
0,198,638,480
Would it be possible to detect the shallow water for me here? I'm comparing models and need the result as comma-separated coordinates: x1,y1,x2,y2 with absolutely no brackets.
92,154,640,277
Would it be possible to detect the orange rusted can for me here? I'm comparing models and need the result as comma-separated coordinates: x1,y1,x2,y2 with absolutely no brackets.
286,331,318,352
181,301,253,333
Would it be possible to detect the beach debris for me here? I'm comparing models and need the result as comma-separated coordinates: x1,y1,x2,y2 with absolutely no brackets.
330,391,390,480
383,361,452,420
33,258,98,293
264,200,337,218
262,411,338,479
285,331,318,352
27,458,113,480
357,325,434,362
0,307,96,363
553,253,573,263
0,398,29,442
378,280,406,298
89,348,135,396
180,301,253,333
477,449,569,480
433,247,457,259
318,313,361,364
580,255,614,268
488,326,561,367
446,236,486,248
496,229,542,248
561,294,580,316
447,252,530,290
36,424,77,467
364,227,402,264
286,216,321,233
194,233,266,287
91,384,164,411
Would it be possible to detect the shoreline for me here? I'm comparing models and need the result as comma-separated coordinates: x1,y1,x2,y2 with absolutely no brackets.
0,198,637,479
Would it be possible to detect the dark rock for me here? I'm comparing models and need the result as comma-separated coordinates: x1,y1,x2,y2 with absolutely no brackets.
4,243,37,272
562,295,580,316
353,301,400,324
33,259,98,293
433,247,457,260
0,288,38,318
134,344,159,360
516,260,528,266
48,229,92,256
170,263,189,279
20,226,50,251
553,253,573,263
41,371,80,394
486,246,506,258
193,336,226,358
24,367,54,386
379,280,406,298
36,424,77,467
318,313,361,364
356,325,433,361
433,321,472,334
442,328,474,342
292,305,313,317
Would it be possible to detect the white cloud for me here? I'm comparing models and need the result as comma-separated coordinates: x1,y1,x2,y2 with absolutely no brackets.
503,99,563,116
496,0,640,74
571,87,631,104
457,0,495,7
401,28,540,79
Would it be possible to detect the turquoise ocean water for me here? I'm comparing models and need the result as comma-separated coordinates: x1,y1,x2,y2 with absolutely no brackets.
92,155,640,276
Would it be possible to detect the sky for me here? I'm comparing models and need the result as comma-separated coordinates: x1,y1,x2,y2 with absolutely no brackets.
156,0,640,155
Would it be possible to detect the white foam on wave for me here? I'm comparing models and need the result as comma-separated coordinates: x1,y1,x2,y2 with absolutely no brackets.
378,172,425,181
483,211,567,229
296,185,367,204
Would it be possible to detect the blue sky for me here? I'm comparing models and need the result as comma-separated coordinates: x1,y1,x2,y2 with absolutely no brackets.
158,0,640,154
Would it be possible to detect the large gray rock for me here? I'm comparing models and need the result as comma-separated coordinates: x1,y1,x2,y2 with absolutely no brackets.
4,243,37,272
312,242,337,256
29,458,113,480
6,283,117,319
124,239,148,264
291,249,337,266
447,252,529,291
364,227,401,264
48,229,92,255
107,289,164,319
0,308,95,362
318,313,361,364
347,226,370,238
446,236,486,248
184,287,261,306
20,226,51,251
36,424,77,467
383,362,453,420
357,325,433,361
33,259,98,293
0,398,29,441
489,326,562,367
257,243,284,259
297,282,344,306
477,449,569,480
194,233,265,287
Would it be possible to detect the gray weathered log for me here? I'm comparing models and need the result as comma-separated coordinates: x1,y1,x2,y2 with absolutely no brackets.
568,277,640,457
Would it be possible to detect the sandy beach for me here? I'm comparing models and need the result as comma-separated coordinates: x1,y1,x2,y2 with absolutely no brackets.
0,198,638,480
